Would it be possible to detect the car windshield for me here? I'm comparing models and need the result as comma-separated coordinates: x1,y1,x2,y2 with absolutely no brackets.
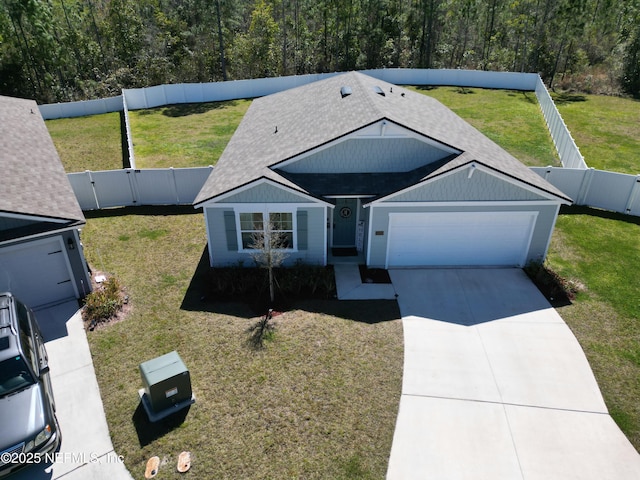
0,356,36,398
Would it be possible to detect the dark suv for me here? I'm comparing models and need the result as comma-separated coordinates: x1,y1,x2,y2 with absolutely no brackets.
0,293,60,477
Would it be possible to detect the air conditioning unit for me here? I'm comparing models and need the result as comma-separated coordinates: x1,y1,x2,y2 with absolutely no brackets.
138,351,195,422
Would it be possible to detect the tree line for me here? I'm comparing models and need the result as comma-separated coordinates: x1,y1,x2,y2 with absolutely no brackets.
1,0,639,104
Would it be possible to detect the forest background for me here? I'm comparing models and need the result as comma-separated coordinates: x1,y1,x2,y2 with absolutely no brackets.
1,0,639,104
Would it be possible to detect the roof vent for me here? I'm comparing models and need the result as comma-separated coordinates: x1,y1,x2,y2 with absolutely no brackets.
340,86,352,98
373,86,386,97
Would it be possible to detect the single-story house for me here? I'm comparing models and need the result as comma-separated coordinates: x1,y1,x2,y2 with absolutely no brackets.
194,72,572,269
0,95,91,309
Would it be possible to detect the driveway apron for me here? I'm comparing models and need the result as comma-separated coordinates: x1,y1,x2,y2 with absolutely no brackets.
386,268,640,480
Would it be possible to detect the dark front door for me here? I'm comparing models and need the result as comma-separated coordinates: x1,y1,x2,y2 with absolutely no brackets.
333,198,358,246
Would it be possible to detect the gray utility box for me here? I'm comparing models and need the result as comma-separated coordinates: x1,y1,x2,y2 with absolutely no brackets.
139,351,193,414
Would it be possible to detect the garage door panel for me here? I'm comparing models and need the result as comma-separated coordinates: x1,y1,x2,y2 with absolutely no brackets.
387,212,536,268
0,238,76,309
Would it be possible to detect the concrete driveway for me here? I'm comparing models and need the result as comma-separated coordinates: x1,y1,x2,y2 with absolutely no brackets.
9,301,132,480
386,268,640,480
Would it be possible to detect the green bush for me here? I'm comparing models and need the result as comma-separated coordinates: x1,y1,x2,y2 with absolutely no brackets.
82,276,124,329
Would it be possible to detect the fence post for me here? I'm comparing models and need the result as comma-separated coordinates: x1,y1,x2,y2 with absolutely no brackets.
576,168,595,205
126,169,140,205
624,175,640,215
170,167,180,204
87,170,101,210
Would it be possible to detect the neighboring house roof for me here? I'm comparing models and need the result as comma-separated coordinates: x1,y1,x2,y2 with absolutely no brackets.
194,71,571,205
0,96,85,225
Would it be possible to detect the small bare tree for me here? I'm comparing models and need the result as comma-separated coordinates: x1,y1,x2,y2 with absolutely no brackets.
249,221,290,304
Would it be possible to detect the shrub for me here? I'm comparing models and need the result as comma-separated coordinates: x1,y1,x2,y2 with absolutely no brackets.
82,276,125,329
207,264,335,301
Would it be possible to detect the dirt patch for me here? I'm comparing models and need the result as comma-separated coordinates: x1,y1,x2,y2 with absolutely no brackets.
524,263,585,308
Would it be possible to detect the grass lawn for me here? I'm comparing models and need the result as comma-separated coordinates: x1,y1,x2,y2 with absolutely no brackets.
409,86,560,167
548,207,640,449
81,209,403,479
128,100,251,169
125,87,558,170
46,112,123,172
553,93,640,174
48,87,640,477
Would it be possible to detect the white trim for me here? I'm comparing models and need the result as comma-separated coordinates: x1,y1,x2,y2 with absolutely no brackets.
73,229,92,297
322,206,328,266
203,208,215,267
195,177,331,207
275,120,460,170
367,200,561,208
324,194,375,199
235,207,298,253
0,212,69,224
542,203,562,262
368,162,571,205
366,204,375,266
232,203,313,212
0,225,84,248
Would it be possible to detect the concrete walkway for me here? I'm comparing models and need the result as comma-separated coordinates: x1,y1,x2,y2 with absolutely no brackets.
11,301,133,480
386,268,640,480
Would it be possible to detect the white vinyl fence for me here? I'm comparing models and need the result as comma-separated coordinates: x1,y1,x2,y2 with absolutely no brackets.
43,68,638,217
39,95,123,120
121,90,136,169
535,78,587,169
68,167,213,210
68,166,640,217
40,68,584,171
532,167,640,216
120,69,540,110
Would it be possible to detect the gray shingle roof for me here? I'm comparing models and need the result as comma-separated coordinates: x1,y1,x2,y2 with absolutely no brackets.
0,96,85,224
194,72,571,205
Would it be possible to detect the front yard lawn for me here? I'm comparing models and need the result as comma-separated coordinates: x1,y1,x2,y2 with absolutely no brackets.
81,205,640,480
81,209,403,479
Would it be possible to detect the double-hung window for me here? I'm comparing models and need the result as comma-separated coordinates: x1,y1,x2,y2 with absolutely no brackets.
239,212,264,249
239,211,294,250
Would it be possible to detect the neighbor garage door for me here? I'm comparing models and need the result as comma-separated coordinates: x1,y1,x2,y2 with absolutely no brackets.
0,237,77,309
386,211,537,268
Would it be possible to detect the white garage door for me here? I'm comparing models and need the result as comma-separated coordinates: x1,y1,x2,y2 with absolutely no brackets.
387,211,537,268
0,237,77,309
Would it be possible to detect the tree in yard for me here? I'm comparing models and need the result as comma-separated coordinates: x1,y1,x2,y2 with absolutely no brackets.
621,1,640,97
231,0,280,78
249,219,290,305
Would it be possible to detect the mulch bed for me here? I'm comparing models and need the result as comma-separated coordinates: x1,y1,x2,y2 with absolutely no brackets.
358,265,392,284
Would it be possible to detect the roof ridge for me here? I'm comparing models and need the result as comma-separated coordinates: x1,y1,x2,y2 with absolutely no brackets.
350,71,387,119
